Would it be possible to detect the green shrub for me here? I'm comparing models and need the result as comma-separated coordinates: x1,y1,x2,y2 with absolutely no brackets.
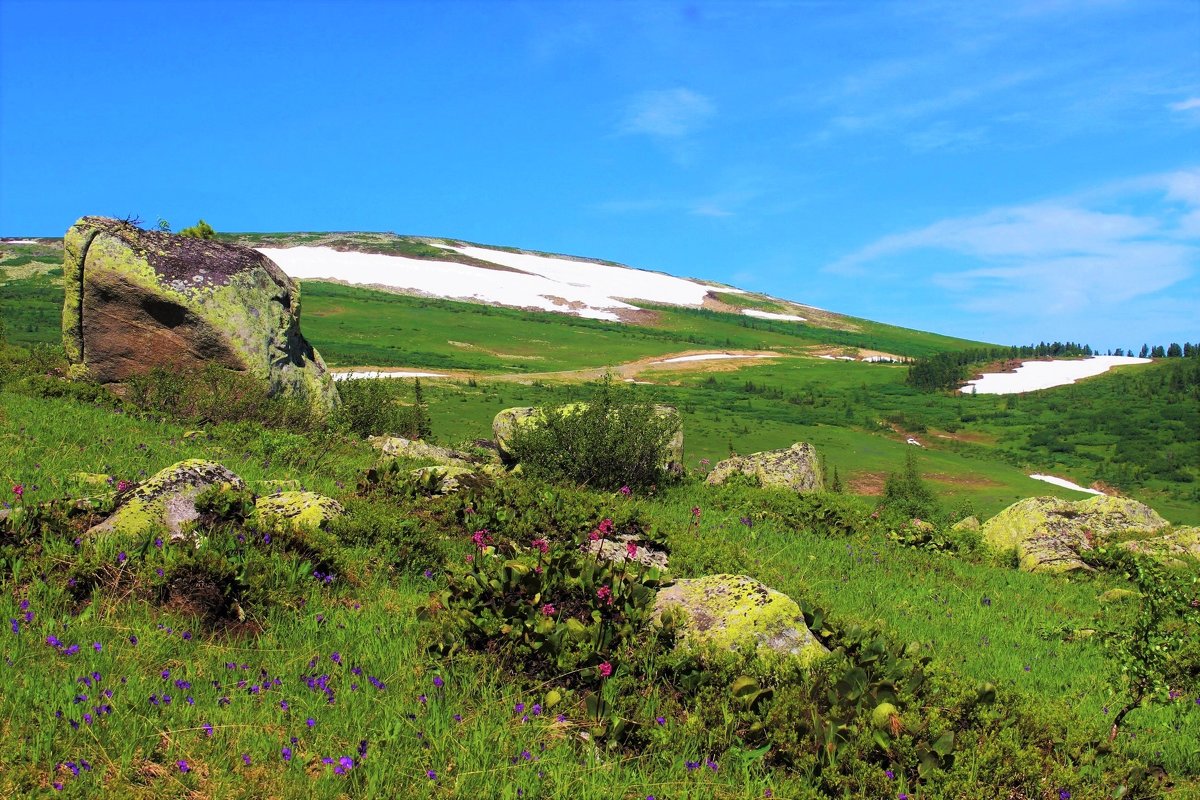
878,452,942,522
507,376,680,490
335,377,430,438
123,363,320,430
327,496,446,572
178,219,216,239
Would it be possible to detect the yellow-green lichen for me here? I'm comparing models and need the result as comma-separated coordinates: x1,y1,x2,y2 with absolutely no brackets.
88,459,245,540
653,574,827,666
254,491,343,533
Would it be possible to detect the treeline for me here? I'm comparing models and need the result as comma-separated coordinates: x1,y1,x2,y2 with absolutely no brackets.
1109,342,1199,358
907,342,1093,391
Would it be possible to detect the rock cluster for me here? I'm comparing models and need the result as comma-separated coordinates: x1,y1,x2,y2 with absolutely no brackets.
704,442,824,493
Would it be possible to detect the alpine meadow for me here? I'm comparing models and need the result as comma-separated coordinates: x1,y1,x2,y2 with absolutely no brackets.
2,3,1199,799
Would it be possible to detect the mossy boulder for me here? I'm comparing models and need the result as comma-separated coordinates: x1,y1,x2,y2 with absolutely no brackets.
254,491,344,533
88,459,245,541
368,435,475,467
652,574,827,665
62,216,338,413
705,442,824,493
491,404,684,469
1119,526,1200,564
952,516,981,532
982,495,1170,573
410,465,496,495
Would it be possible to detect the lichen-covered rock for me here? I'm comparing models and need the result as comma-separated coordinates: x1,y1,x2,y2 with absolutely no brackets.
982,495,1170,573
62,216,338,413
369,436,474,467
410,465,494,495
492,404,684,469
653,574,827,665
254,491,344,533
705,442,824,493
88,459,244,540
952,516,981,532
1098,588,1139,605
1119,526,1200,564
593,536,670,571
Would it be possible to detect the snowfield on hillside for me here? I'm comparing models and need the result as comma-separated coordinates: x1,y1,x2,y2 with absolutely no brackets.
259,244,743,322
742,309,807,322
653,352,778,364
959,356,1151,394
332,370,448,380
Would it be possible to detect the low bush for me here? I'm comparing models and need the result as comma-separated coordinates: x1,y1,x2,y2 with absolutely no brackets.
507,376,681,490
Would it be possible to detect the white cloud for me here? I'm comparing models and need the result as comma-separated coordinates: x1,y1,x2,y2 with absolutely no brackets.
1169,97,1200,112
620,88,715,138
827,170,1200,322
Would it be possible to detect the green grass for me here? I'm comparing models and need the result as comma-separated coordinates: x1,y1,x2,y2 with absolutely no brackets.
3,386,1198,797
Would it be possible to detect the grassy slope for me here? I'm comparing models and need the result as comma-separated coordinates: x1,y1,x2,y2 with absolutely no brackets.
2,387,1198,798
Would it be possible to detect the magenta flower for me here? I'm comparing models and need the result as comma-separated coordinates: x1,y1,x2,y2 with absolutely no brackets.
541,603,556,616
531,538,550,554
598,662,612,678
471,529,492,548
12,484,24,498
596,586,613,605
619,485,631,496
625,541,638,559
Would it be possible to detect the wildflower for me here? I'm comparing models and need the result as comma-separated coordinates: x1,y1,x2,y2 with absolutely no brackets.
203,723,213,736
598,518,614,534
1059,790,1072,800
556,713,566,722
521,750,532,761
281,700,290,710
117,552,127,564
433,675,444,689
471,529,492,548
282,746,292,762
116,480,131,492
93,642,102,652
12,485,23,498
307,717,316,727
886,769,895,779
242,754,251,766
419,694,427,705
626,541,638,559
691,506,701,519
596,586,613,605
263,533,271,544
154,537,163,549
619,485,631,496
9,619,17,634
707,758,718,772
423,569,434,579
427,770,437,780
331,652,341,664
515,702,525,713
531,537,550,554
177,760,189,773
685,760,700,771
161,669,170,679
541,603,556,616
598,661,613,678
656,716,665,725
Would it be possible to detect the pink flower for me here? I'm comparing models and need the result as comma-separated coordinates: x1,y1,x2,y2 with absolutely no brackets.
598,662,612,678
115,480,131,493
596,586,613,605
531,538,550,554
598,518,614,534
471,529,492,548
691,506,701,519
541,603,556,616
625,541,638,559
12,485,23,498
619,485,631,496
588,530,601,542
464,555,474,563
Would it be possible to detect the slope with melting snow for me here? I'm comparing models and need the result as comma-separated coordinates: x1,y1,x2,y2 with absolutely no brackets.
258,243,744,322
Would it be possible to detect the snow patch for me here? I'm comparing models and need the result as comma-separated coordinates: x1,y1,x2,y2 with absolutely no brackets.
959,356,1151,395
654,353,778,364
1,239,40,245
1029,474,1105,496
333,370,448,380
742,309,807,322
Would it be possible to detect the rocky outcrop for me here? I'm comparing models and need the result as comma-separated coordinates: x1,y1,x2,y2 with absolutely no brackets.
410,465,498,495
492,404,684,469
254,491,344,533
88,459,245,541
1120,526,1200,564
653,574,827,665
705,442,824,493
368,436,480,467
952,516,981,532
982,495,1171,573
62,216,338,413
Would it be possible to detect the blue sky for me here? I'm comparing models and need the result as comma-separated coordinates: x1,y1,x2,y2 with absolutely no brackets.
1,0,1197,349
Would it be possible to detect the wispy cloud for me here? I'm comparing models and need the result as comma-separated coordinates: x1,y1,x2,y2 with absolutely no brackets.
827,169,1200,337
1169,97,1200,115
620,88,715,138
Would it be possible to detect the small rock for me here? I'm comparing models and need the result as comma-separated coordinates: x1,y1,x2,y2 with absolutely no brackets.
705,442,824,493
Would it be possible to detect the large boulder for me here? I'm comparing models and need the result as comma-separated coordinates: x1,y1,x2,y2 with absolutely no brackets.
982,495,1171,573
492,404,684,469
88,459,245,541
653,575,827,665
705,442,824,493
1120,526,1200,564
254,491,344,533
62,216,338,413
